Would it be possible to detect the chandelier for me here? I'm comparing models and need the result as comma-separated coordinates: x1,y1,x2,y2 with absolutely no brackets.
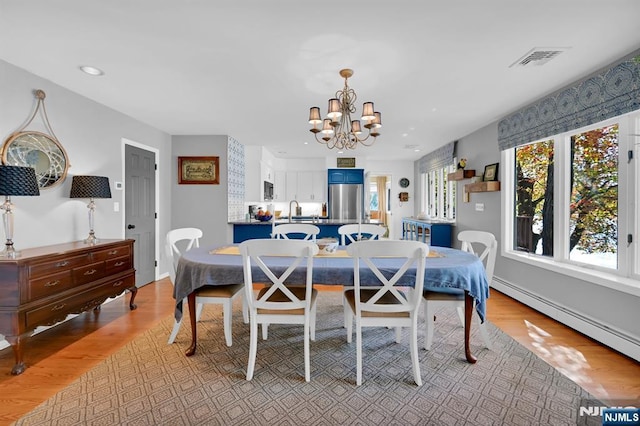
308,69,381,150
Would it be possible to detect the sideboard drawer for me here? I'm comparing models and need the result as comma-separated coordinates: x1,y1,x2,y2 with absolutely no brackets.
72,262,106,286
28,254,90,279
28,270,74,300
97,274,135,298
106,256,131,274
93,245,131,261
25,293,88,329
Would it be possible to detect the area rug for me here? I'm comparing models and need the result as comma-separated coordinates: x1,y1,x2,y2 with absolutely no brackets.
14,292,601,426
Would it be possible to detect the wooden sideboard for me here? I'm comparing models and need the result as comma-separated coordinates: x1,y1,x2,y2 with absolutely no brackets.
0,239,137,375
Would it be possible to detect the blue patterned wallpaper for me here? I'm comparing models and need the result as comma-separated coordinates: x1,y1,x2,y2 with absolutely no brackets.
498,51,640,150
227,136,245,221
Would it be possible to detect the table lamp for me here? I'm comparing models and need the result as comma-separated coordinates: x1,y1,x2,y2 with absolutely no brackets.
70,175,112,244
0,165,40,257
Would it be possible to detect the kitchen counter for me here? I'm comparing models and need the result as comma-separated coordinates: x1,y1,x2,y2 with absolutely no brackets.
230,218,380,243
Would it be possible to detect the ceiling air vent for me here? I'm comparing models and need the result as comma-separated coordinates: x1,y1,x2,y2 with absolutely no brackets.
510,47,569,68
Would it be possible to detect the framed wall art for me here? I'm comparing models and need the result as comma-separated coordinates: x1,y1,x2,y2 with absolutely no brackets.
483,163,499,182
178,156,220,184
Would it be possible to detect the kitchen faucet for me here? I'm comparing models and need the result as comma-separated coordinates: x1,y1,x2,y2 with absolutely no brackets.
288,200,299,223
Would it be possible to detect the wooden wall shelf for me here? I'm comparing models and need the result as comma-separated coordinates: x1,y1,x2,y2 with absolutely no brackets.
447,169,476,180
465,181,501,193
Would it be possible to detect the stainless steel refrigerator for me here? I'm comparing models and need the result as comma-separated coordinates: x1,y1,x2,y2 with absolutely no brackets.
329,184,363,221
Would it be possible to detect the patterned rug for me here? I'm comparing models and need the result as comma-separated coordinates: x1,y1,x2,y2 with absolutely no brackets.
15,292,600,426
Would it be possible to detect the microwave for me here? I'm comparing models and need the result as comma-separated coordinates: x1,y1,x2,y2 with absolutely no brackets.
263,181,274,201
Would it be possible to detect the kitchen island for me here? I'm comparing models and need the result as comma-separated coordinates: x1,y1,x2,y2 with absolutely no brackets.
230,218,381,243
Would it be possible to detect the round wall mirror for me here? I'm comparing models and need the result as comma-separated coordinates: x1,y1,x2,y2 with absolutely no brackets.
1,131,69,189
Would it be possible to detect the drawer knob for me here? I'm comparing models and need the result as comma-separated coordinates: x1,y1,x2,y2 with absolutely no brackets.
55,261,69,268
51,304,66,311
84,269,97,276
113,280,124,287
44,280,60,287
114,261,125,267
108,250,118,255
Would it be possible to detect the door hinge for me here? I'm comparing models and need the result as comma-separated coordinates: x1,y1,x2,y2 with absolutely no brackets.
155,260,158,267
155,212,158,219
155,163,158,170
628,150,633,163
628,234,633,244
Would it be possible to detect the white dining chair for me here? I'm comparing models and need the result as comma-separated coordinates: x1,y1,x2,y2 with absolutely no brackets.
345,240,429,386
166,227,245,346
240,238,319,382
339,223,387,327
423,230,497,350
272,223,320,242
337,223,387,245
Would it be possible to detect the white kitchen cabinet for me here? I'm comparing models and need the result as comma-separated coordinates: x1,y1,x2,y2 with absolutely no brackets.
273,170,286,201
285,171,326,202
262,162,274,183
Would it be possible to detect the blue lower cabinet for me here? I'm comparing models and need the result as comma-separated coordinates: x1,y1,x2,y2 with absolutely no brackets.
233,224,344,243
233,224,272,242
401,218,452,247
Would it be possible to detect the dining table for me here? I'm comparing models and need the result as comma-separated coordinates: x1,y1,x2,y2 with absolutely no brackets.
174,244,489,363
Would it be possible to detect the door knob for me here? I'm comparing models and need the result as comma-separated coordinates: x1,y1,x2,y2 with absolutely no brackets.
127,224,136,229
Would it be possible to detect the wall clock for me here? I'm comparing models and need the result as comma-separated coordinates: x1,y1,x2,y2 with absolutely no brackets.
399,177,410,188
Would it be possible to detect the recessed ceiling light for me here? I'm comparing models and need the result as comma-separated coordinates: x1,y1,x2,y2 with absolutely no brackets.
79,65,104,76
337,151,344,154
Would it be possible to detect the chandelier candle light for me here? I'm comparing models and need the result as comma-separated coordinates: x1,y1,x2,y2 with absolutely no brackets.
0,165,40,257
70,175,112,244
308,69,381,150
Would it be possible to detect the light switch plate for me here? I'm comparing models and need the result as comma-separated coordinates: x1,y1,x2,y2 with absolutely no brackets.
113,202,120,212
475,203,484,212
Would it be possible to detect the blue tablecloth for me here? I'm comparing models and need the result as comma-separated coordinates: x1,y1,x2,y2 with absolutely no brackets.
174,245,489,323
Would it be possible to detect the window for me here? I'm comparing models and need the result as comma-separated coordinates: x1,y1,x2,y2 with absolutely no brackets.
369,181,379,212
421,162,456,221
568,125,618,269
504,112,638,286
515,140,554,255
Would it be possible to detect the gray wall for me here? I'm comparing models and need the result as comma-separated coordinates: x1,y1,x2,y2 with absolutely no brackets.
453,121,640,345
170,135,231,248
1,60,173,279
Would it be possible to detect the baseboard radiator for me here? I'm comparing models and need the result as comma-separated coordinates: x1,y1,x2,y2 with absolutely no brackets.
491,276,640,362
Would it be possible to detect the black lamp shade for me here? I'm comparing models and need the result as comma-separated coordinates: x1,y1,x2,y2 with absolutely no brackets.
70,175,112,199
0,165,40,196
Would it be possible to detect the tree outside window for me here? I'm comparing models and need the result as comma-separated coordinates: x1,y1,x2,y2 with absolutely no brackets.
568,124,618,268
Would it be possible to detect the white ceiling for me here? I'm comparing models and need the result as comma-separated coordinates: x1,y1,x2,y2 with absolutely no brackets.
2,1,639,161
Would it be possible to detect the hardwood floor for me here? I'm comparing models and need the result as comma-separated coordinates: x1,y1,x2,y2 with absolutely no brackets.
0,279,638,424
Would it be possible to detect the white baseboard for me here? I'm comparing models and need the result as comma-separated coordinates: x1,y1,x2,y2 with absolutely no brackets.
492,276,640,362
